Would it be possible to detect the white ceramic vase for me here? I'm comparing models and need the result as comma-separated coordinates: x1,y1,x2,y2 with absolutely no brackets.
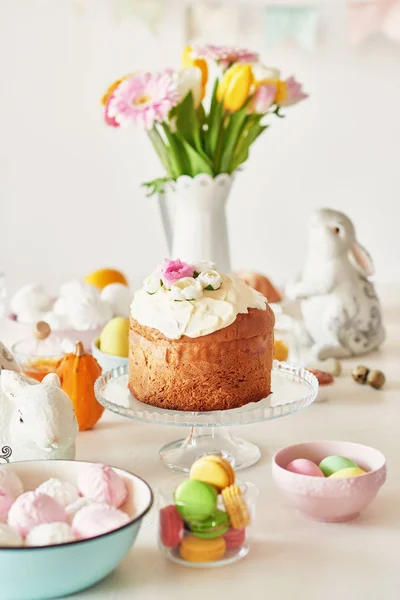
158,173,234,273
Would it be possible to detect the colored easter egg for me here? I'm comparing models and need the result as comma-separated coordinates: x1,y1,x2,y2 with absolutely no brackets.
285,459,324,477
329,467,366,479
319,456,358,477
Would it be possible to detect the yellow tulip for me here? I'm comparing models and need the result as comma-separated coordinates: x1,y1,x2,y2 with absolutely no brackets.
101,74,132,105
181,46,208,97
216,63,253,112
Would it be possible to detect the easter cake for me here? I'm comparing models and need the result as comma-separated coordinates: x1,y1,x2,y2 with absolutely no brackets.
129,260,275,412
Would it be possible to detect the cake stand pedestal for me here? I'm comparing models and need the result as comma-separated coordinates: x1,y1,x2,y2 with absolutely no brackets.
95,362,318,472
159,427,261,471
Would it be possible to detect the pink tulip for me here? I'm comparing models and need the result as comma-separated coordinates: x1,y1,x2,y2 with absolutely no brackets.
277,76,308,107
249,83,277,114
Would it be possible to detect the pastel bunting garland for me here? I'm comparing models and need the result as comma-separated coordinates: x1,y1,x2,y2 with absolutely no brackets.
264,6,320,51
348,0,400,44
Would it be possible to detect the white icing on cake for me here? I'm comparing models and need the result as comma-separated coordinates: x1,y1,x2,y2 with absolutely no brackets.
131,273,267,340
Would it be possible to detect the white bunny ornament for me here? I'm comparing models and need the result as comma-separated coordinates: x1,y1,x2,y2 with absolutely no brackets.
0,370,78,462
288,208,385,360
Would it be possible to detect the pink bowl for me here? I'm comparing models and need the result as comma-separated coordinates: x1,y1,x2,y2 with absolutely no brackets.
272,441,386,523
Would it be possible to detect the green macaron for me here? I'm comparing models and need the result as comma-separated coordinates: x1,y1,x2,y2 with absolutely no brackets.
319,455,359,477
189,509,230,539
174,479,218,522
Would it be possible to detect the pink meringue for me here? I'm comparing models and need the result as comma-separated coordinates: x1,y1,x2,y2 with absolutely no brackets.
0,466,24,500
77,464,127,508
0,487,14,524
8,492,68,537
72,503,130,539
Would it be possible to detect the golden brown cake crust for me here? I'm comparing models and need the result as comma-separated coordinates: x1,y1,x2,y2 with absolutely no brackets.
128,306,275,412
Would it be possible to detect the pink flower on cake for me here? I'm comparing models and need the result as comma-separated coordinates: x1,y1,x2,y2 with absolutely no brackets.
107,72,179,130
249,83,277,114
161,259,195,288
193,45,259,69
276,76,308,107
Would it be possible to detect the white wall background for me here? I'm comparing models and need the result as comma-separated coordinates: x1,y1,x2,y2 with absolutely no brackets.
1,0,400,296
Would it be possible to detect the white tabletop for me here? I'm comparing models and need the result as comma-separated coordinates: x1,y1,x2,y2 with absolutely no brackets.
1,286,399,600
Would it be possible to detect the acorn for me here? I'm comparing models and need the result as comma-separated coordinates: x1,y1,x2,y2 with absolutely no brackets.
367,370,385,390
352,365,369,384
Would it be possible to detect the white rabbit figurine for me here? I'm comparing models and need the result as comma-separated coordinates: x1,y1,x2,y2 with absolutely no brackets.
288,208,385,360
0,370,78,462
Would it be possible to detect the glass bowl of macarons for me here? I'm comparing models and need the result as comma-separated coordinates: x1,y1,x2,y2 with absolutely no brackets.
0,459,153,600
272,441,386,523
158,455,258,567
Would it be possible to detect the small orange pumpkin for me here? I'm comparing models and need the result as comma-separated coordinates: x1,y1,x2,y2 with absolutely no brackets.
57,342,104,431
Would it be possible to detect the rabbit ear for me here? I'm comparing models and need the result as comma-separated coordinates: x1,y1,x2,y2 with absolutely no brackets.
349,241,375,277
1,370,36,400
42,373,61,388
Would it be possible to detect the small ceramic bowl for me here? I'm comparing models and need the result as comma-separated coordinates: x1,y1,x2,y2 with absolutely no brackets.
0,460,153,600
91,338,129,372
272,441,386,523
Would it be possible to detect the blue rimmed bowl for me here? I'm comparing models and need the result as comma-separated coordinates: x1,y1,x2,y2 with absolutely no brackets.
0,460,153,600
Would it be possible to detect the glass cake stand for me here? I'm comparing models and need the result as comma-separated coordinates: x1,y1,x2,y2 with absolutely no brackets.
94,361,318,472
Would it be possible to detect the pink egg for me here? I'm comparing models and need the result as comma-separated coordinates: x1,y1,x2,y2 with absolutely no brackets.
285,459,324,477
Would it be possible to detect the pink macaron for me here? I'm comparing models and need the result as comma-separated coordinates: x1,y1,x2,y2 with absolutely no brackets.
72,503,130,539
77,464,127,508
159,505,184,548
8,492,68,537
285,459,324,477
223,527,246,549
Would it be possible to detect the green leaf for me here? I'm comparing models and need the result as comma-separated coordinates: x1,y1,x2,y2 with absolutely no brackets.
218,106,249,174
177,135,214,176
142,177,172,196
231,119,269,172
174,92,202,153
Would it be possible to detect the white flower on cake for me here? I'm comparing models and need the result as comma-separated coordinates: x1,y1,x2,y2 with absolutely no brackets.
168,277,203,301
143,272,162,295
197,270,222,291
194,260,216,274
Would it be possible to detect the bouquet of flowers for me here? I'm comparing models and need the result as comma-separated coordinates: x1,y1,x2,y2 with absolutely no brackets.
102,44,307,192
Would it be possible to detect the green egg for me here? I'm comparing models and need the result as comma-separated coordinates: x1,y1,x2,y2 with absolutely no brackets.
174,479,218,522
319,455,359,477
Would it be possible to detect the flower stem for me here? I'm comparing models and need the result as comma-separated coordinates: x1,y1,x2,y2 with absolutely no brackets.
148,127,173,178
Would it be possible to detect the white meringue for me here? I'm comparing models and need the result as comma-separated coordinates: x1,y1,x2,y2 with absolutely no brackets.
36,478,80,508
26,522,75,546
10,284,52,317
55,282,113,331
0,524,24,547
101,284,132,318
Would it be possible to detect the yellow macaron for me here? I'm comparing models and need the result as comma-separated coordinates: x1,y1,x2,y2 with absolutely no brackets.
329,467,366,478
179,535,226,563
189,455,235,492
221,484,251,530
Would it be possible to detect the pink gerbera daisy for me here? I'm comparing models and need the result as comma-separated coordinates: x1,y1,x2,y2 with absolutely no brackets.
107,71,179,130
192,44,259,69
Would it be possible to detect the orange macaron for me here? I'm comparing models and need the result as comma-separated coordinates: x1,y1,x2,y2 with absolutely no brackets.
179,535,226,563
